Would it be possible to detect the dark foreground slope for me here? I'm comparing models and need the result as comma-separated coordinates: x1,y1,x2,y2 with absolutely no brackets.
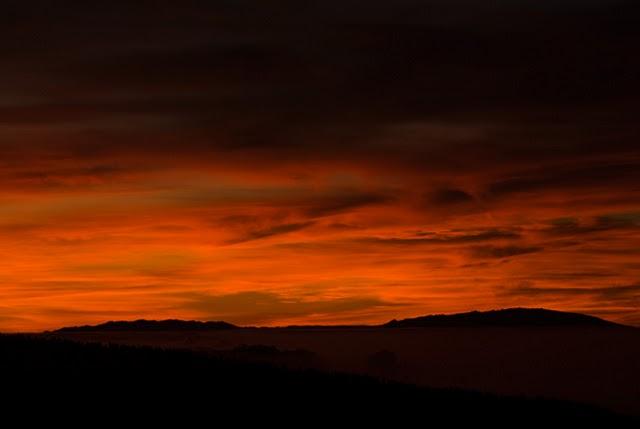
384,308,624,328
1,334,635,424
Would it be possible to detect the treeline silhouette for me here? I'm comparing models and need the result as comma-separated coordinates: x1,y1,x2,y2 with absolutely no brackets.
1,333,635,424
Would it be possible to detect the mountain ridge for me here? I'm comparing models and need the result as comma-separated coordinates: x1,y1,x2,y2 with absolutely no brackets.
51,308,630,332
383,308,624,328
54,319,237,332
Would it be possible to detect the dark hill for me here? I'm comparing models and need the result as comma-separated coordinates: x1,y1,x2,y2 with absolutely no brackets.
1,333,635,424
384,308,623,328
54,318,237,332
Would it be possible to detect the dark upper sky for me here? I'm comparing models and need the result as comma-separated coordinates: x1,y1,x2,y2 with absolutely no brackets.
1,1,639,330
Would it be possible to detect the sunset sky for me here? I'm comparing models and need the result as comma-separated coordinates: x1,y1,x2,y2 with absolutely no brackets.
1,1,639,331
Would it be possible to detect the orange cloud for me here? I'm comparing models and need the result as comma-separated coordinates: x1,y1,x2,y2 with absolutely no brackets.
1,1,639,331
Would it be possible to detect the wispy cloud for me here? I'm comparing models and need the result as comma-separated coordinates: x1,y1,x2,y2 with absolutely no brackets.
469,245,543,259
227,221,315,244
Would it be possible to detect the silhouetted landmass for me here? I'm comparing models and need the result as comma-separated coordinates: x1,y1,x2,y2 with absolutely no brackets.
384,308,624,328
54,318,237,332
51,308,626,332
1,333,635,424
45,307,640,417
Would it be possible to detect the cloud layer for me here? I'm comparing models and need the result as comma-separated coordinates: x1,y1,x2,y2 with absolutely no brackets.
0,1,639,330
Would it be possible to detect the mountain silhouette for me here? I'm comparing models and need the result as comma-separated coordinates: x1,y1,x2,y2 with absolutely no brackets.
55,319,237,332
383,308,623,328
52,308,626,332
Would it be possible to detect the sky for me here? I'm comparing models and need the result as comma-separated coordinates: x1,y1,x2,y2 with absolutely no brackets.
1,1,639,331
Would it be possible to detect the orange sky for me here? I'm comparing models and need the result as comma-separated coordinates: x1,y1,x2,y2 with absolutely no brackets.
0,159,638,331
1,1,639,331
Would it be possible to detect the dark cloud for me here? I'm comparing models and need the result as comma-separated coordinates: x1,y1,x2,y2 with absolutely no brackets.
227,221,315,244
524,271,616,281
209,189,393,243
544,212,640,236
183,291,403,325
3,164,136,186
197,189,393,217
360,229,520,246
486,163,640,198
428,188,475,205
0,1,638,172
502,282,640,300
327,222,364,231
305,192,393,217
470,245,542,259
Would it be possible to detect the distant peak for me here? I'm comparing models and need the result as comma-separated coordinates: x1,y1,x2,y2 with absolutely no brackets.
55,319,237,332
383,308,622,328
